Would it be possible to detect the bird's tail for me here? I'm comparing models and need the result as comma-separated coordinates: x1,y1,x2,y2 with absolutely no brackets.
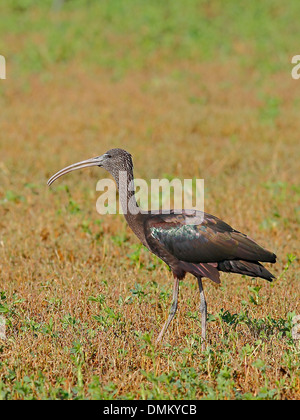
218,260,275,282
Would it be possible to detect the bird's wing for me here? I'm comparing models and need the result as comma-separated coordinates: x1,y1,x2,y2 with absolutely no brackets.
144,211,276,264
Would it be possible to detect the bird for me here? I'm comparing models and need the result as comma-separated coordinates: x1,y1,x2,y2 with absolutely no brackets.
47,148,276,349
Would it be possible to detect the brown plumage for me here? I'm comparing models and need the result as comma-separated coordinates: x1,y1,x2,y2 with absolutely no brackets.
48,148,276,349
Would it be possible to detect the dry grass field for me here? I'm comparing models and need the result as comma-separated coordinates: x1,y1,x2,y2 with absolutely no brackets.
0,1,299,399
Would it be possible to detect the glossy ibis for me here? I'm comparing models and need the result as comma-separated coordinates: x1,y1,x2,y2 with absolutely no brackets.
47,148,276,349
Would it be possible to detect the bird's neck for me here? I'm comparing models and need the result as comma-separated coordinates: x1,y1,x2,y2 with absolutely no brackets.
114,169,138,213
114,169,147,245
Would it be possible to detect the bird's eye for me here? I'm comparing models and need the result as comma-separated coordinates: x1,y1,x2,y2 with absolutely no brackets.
106,154,112,158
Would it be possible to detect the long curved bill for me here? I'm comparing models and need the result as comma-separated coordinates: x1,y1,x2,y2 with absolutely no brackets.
47,155,105,186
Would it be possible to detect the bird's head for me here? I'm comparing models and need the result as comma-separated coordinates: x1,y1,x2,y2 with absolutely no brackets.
47,148,133,186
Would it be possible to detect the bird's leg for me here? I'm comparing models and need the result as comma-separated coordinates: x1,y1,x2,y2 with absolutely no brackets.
197,277,207,351
156,276,180,344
